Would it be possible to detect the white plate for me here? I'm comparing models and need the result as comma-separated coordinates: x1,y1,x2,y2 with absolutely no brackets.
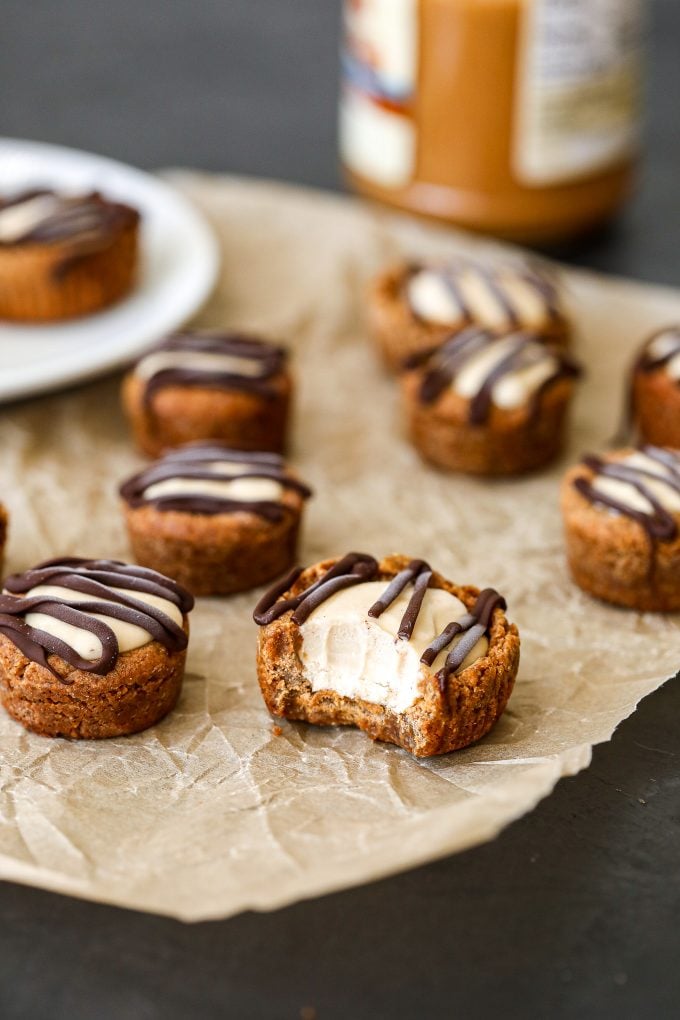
0,138,219,403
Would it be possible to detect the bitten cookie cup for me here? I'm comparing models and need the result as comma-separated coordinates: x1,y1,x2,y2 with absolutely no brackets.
120,443,312,596
402,328,581,475
0,189,139,321
253,553,520,758
122,332,292,458
369,257,570,371
561,446,680,612
0,558,194,739
629,327,680,449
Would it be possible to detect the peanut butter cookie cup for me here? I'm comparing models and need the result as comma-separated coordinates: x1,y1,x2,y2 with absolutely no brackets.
120,442,312,596
122,332,292,457
402,327,581,475
561,446,680,612
0,558,194,739
0,189,139,321
253,553,519,758
627,327,680,449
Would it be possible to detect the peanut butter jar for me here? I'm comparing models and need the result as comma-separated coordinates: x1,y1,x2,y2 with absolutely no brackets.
340,0,646,243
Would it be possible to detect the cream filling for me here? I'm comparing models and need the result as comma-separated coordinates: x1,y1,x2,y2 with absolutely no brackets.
591,451,680,516
496,272,551,330
143,475,283,504
407,265,552,332
134,349,266,382
407,271,466,328
299,582,488,714
21,584,183,662
647,331,680,381
455,269,516,332
453,335,560,410
0,195,63,242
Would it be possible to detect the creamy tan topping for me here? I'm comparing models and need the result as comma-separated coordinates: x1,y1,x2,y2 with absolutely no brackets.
299,582,487,714
134,349,268,382
407,263,555,332
452,334,561,409
21,584,184,662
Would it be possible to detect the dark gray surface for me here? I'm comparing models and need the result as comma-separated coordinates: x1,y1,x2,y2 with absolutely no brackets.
1,2,679,1018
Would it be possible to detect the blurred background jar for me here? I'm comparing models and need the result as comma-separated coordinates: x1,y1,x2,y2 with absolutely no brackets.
340,0,647,244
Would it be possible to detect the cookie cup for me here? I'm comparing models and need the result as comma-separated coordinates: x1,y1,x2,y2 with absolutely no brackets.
0,622,189,740
0,218,138,321
256,554,520,758
123,489,305,596
561,465,680,612
402,371,576,475
121,370,292,458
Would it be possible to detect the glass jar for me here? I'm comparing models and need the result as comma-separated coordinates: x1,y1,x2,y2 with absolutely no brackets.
340,0,646,243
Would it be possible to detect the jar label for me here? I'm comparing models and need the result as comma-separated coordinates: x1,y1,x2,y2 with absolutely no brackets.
339,0,417,187
515,0,645,185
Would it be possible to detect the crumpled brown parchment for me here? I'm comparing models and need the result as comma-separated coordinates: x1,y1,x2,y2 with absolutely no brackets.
0,173,678,921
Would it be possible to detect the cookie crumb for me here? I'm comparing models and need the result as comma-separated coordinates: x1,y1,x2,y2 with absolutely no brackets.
272,724,283,737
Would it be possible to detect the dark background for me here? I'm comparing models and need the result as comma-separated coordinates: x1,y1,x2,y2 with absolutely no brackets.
1,2,679,1018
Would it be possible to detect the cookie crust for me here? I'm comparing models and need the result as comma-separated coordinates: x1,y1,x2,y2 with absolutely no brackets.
632,369,680,449
122,488,306,596
256,554,520,758
0,622,189,740
121,370,292,458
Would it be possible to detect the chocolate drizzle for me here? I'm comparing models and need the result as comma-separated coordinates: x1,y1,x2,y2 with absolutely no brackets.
253,554,507,689
367,559,432,640
406,258,561,327
0,558,194,681
120,443,311,521
406,328,580,424
573,445,680,542
0,189,138,247
136,333,288,408
420,588,506,691
253,553,379,626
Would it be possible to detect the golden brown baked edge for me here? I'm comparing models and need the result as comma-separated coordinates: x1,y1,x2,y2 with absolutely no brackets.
0,619,189,739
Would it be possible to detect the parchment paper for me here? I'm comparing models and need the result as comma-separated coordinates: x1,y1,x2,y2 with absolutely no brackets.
0,173,678,921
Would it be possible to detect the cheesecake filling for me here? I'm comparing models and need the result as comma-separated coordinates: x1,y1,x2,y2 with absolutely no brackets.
0,194,63,242
407,263,554,332
22,584,184,662
591,450,680,516
135,349,267,382
299,581,487,714
142,466,283,506
646,330,680,381
453,334,561,411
